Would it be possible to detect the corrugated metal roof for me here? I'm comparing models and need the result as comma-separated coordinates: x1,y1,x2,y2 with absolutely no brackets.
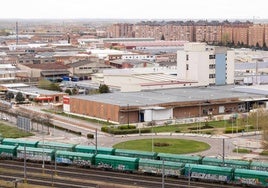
185,164,233,172
71,85,265,107
234,168,268,176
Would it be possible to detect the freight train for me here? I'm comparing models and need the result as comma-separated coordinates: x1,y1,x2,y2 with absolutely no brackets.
0,138,268,187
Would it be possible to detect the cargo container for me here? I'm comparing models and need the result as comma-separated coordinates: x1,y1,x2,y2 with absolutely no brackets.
16,146,54,162
157,153,202,164
138,158,184,177
184,164,234,183
37,141,76,151
95,154,138,171
2,138,39,147
250,161,268,172
234,168,268,187
74,145,115,155
202,157,250,169
55,150,94,166
114,149,157,159
0,145,17,159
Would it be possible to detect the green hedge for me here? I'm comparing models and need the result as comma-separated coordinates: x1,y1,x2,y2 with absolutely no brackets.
87,133,94,139
224,127,244,134
101,126,151,135
118,125,136,130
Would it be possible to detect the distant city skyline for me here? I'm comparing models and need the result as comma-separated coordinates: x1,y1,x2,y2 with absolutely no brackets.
1,0,268,21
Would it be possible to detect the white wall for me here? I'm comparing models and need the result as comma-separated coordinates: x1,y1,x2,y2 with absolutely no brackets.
144,108,173,122
226,51,235,84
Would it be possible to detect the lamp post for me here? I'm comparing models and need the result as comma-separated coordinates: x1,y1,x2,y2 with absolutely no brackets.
151,108,154,152
42,121,45,174
127,104,129,128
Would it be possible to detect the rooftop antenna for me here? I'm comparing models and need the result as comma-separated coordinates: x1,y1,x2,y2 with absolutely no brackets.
16,21,18,45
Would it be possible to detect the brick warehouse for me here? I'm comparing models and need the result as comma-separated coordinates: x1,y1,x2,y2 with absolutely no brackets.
63,86,267,124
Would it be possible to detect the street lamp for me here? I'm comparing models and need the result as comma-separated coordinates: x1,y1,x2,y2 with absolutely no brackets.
151,108,154,152
42,122,45,174
127,104,129,128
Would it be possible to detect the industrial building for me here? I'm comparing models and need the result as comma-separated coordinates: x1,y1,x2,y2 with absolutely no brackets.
63,85,267,124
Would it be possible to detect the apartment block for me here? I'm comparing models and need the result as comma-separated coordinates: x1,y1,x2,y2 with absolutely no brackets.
177,43,234,86
107,23,134,38
248,24,265,47
232,25,248,46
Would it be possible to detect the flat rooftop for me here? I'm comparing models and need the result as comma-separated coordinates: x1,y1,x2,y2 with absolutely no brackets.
71,85,266,107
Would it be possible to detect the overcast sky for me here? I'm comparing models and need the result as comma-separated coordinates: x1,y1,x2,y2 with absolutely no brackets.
0,0,267,20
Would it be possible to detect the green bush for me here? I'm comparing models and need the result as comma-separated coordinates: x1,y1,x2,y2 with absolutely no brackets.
260,150,268,156
118,125,136,130
87,133,94,139
188,124,214,130
224,127,244,134
101,126,151,135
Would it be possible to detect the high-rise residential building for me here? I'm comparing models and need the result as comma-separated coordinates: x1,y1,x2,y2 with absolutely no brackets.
264,25,268,47
107,23,134,38
232,25,249,46
248,24,264,47
177,43,234,86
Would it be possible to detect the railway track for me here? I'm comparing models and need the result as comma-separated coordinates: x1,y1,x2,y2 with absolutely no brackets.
0,160,244,188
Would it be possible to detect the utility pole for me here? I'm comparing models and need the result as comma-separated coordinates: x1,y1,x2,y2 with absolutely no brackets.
222,138,225,166
162,160,165,188
95,129,98,154
24,144,27,183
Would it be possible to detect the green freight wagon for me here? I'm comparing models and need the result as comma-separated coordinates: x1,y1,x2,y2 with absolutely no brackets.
202,157,250,169
250,161,268,171
234,169,268,187
157,153,202,164
16,146,54,162
74,145,115,155
184,164,234,183
114,149,157,159
2,138,39,147
37,141,76,151
0,145,17,159
55,150,94,166
138,158,184,177
95,154,138,172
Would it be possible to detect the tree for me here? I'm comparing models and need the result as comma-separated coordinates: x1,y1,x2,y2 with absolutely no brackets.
65,89,72,95
99,84,110,93
221,33,230,46
248,108,268,150
5,92,14,101
15,92,25,103
72,88,78,95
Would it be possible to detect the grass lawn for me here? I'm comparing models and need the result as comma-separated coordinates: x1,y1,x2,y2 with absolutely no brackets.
113,138,210,154
232,148,251,153
0,123,33,138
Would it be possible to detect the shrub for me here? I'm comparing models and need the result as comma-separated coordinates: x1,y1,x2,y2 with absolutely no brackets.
118,125,136,130
224,127,244,134
87,133,94,139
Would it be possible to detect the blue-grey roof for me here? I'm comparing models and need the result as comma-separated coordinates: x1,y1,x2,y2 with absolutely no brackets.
235,62,268,70
71,85,265,107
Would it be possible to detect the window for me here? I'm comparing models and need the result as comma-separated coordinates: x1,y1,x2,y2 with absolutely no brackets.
186,64,189,70
209,55,215,59
186,54,189,61
209,64,215,69
209,74,215,78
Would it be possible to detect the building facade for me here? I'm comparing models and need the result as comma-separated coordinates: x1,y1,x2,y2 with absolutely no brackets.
177,43,234,86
